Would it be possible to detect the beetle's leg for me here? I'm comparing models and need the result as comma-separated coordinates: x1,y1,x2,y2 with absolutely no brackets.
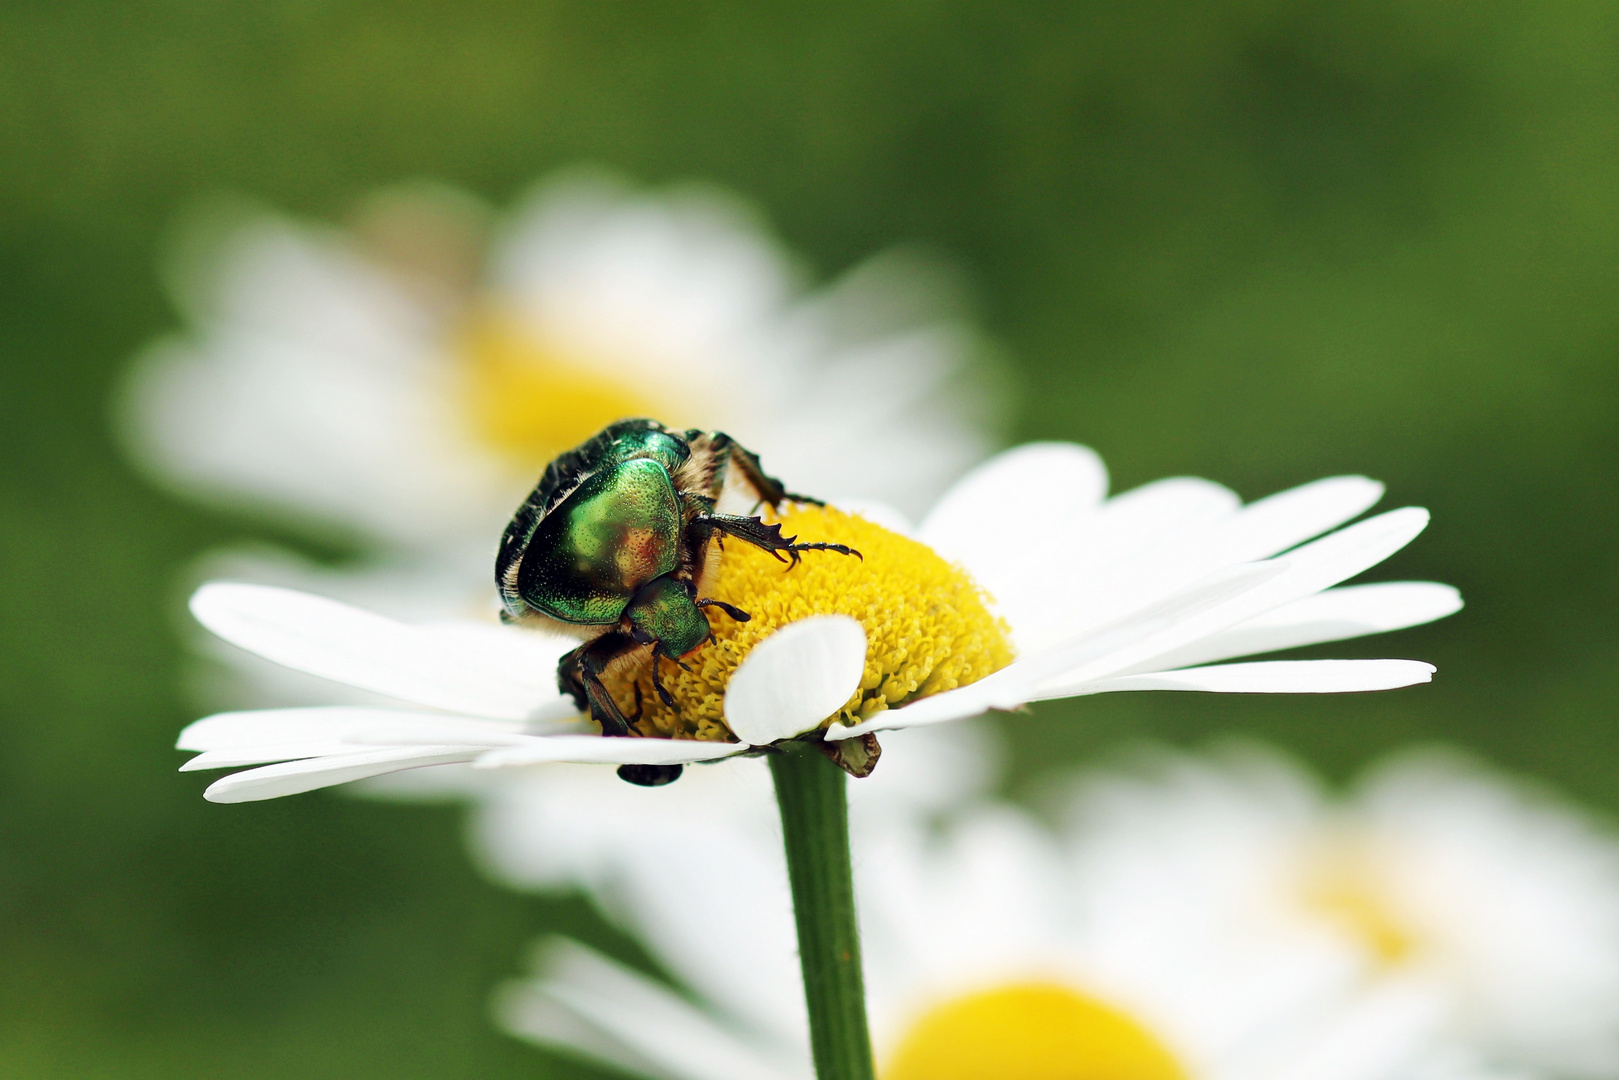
558,634,639,737
560,634,688,786
693,514,861,568
629,681,645,724
696,598,751,622
648,652,679,710
700,432,824,510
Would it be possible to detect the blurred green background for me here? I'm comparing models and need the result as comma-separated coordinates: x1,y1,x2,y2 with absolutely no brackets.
4,1,1618,1075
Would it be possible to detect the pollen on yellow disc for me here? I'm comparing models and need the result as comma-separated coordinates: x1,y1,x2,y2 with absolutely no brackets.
601,505,1014,741
459,314,666,468
1300,844,1414,965
881,983,1188,1080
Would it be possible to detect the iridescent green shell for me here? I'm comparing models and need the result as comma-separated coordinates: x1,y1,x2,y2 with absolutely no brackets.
513,457,683,625
496,418,691,622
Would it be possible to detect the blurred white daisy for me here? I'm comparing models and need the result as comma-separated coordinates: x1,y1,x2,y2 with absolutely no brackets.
1055,744,1619,1079
119,169,999,573
176,441,1457,800
493,756,1519,1080
119,169,1003,719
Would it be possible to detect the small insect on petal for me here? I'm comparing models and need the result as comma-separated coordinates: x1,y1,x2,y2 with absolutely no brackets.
724,616,868,745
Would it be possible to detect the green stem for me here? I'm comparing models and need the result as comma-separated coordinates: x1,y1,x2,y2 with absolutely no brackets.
769,742,877,1080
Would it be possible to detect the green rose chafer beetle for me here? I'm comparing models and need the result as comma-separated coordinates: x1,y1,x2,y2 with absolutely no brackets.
496,418,858,784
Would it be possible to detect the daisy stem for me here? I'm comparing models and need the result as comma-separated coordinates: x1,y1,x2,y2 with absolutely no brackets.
769,741,876,1080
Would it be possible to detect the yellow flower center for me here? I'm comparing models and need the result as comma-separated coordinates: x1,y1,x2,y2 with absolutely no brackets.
1298,837,1413,965
882,983,1188,1080
459,313,685,469
604,505,1014,741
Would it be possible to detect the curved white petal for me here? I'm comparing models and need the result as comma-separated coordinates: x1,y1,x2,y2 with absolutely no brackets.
190,582,570,720
976,475,1240,653
181,742,364,770
473,736,748,769
203,747,481,803
1038,475,1384,639
1138,582,1462,672
826,561,1288,740
919,442,1107,567
344,725,553,748
1211,475,1385,563
1040,507,1435,694
176,705,530,752
1265,506,1431,604
1060,658,1436,696
497,937,809,1080
1081,476,1242,566
824,674,1027,741
723,616,868,745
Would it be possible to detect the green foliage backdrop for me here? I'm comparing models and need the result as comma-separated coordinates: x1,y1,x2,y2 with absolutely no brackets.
2,2,1617,1075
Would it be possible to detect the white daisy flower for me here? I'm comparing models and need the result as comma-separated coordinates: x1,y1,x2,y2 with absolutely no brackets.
176,439,1457,801
1055,744,1619,1079
494,771,1522,1080
119,169,999,568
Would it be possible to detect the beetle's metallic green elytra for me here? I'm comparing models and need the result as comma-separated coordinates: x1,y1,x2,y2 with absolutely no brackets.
516,457,684,626
496,419,860,785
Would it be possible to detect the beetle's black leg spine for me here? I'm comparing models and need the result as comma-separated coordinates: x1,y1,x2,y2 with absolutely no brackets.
697,598,751,622
785,541,861,561
648,653,679,710
692,514,862,567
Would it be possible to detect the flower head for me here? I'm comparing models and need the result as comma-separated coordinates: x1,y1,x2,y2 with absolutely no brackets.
491,745,1512,1080
121,170,998,558
1058,743,1619,1077
177,440,1456,800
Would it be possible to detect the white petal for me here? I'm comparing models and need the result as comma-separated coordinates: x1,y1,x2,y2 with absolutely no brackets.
473,736,748,769
1039,507,1434,695
824,676,1025,740
343,725,546,748
827,561,1286,739
723,616,867,744
497,937,809,1080
919,442,1107,563
981,476,1240,653
1139,582,1462,671
1080,476,1241,568
177,705,529,752
202,747,481,802
985,475,1382,657
181,742,361,770
190,583,571,720
1062,658,1436,695
1211,475,1386,563
1262,506,1431,605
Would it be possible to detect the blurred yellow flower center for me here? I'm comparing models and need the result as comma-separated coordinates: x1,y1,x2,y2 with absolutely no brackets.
882,983,1187,1080
460,314,666,469
1299,839,1413,965
603,505,1014,741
